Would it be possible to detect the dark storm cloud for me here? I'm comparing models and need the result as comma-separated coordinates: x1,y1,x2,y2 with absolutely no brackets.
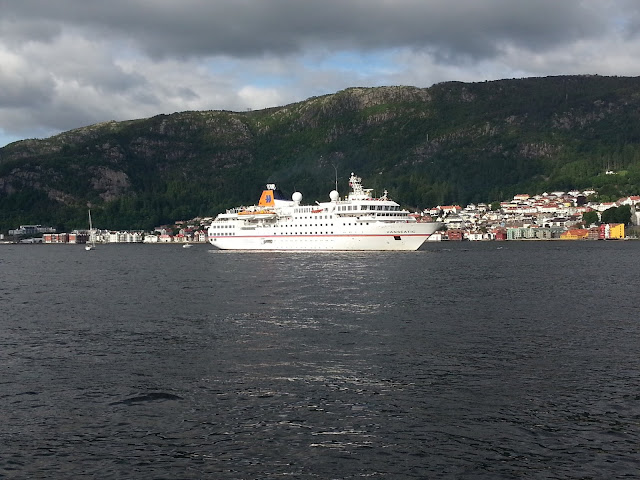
2,0,610,60
1,0,639,145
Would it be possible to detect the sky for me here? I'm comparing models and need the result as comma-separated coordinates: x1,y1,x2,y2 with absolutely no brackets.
2,0,640,147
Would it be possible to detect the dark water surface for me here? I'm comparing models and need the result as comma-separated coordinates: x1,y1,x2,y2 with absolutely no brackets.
1,242,639,479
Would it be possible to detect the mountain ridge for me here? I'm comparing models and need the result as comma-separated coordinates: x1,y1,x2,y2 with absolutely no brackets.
2,74,640,232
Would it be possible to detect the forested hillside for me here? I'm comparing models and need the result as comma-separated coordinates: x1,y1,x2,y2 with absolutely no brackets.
2,75,640,232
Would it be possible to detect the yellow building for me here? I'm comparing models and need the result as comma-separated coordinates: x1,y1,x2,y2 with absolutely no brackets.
560,229,589,240
608,223,625,239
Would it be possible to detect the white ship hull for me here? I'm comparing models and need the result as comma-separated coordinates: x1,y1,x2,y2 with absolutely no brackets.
209,223,440,251
207,173,442,251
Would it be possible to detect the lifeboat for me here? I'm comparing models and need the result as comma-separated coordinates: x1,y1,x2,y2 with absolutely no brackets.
238,209,277,220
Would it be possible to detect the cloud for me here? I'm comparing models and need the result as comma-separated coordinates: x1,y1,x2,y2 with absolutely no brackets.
1,0,639,146
2,0,610,58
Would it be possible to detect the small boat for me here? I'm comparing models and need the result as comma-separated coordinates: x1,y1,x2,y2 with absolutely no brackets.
182,243,193,248
85,210,96,251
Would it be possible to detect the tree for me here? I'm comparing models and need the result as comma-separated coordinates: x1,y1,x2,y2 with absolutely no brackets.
601,207,616,224
601,205,632,225
615,204,632,224
582,210,599,226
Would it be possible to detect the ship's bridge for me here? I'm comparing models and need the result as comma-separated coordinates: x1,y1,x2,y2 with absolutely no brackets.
346,173,389,202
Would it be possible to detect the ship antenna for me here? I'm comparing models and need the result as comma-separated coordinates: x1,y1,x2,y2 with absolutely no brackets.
332,163,338,191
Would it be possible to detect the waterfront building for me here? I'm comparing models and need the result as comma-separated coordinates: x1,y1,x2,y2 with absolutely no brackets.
561,229,589,240
43,233,69,243
9,225,56,236
600,223,625,239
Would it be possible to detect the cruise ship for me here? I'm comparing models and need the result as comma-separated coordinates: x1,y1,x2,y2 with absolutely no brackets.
207,173,442,251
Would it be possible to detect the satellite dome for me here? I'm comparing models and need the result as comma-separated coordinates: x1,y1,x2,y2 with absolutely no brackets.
329,190,339,201
292,191,303,203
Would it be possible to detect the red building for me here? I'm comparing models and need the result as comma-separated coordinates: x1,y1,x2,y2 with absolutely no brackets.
446,229,464,241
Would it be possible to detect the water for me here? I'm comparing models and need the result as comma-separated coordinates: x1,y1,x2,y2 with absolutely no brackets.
1,241,639,479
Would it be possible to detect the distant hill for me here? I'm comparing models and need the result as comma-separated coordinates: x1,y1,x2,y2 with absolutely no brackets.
2,75,640,232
